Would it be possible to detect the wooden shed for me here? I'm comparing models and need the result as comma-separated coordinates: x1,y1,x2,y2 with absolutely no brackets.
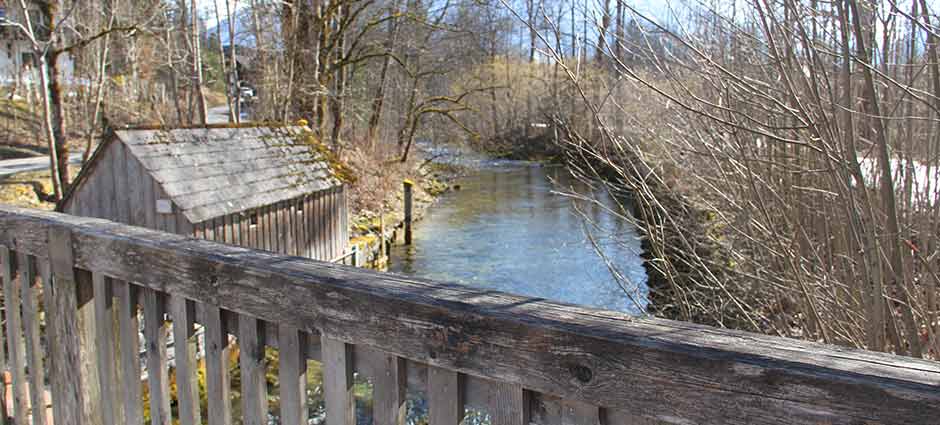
57,125,349,261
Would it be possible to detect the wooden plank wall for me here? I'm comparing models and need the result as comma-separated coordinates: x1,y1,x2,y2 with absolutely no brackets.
63,142,188,236
191,186,347,261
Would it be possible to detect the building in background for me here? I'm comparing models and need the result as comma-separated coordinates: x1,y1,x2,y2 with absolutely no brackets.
0,1,74,89
57,125,350,261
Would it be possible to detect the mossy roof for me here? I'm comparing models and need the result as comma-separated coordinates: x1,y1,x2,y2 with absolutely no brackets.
64,126,341,223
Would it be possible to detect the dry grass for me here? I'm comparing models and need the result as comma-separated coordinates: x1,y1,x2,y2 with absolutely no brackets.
0,165,82,210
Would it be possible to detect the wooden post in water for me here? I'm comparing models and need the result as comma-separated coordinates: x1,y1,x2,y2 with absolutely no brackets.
403,180,413,245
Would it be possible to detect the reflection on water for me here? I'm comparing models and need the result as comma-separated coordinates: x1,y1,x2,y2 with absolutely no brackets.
389,162,648,314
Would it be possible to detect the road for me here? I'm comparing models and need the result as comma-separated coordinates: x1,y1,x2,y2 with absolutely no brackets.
207,105,231,124
207,105,249,124
0,106,241,179
0,152,85,179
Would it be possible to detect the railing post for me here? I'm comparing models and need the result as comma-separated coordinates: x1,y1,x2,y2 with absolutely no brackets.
47,226,103,425
403,180,413,245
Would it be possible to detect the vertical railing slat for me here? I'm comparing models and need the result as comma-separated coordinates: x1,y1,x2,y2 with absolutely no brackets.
428,366,463,425
143,288,171,425
92,272,118,425
114,280,143,425
46,227,90,425
488,382,528,425
170,295,201,425
22,256,49,425
75,270,103,424
322,336,355,425
238,315,268,425
278,325,307,425
373,354,406,425
2,247,28,425
0,247,6,424
560,400,602,425
202,304,232,425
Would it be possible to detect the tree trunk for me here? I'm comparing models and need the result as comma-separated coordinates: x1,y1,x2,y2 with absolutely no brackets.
213,0,236,122
614,0,623,62
330,4,348,151
86,0,115,162
31,1,69,199
366,5,401,147
597,0,610,61
227,0,241,122
191,0,208,124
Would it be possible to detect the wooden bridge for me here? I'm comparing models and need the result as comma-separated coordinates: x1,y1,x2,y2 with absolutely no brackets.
0,204,938,425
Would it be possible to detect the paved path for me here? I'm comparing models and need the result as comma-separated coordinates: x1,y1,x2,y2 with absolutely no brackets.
207,105,231,124
0,152,84,179
207,105,249,124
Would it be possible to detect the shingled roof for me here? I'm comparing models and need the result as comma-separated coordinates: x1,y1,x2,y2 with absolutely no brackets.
62,125,341,223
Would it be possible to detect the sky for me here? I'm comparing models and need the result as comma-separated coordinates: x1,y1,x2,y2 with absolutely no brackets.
196,0,243,21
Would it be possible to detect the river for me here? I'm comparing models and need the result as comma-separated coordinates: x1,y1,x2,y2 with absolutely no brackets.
388,160,649,315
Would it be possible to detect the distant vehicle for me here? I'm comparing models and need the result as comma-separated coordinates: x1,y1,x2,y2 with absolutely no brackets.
239,86,255,100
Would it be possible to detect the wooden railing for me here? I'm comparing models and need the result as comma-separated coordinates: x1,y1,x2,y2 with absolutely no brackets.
0,204,938,425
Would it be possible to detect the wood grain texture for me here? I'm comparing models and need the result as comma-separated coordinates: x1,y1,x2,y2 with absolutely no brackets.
238,315,268,425
2,248,28,425
278,325,308,425
488,381,527,425
322,336,355,425
429,366,463,425
200,303,232,425
21,256,49,425
170,295,201,425
3,206,940,425
127,150,149,227
114,280,144,425
0,249,6,375
142,288,170,425
113,142,131,224
372,354,406,425
313,194,322,260
45,227,90,425
560,400,601,425
92,272,118,425
76,269,104,425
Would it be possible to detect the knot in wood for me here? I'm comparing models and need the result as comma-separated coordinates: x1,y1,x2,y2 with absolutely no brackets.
568,364,593,383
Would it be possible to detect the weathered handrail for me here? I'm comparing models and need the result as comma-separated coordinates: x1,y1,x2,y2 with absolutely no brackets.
0,204,938,425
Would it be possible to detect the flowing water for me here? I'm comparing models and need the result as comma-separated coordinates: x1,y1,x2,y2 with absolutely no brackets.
389,161,649,314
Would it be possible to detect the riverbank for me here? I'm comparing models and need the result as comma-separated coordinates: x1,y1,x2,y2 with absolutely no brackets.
470,126,757,328
341,145,465,269
556,131,775,333
476,129,563,162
